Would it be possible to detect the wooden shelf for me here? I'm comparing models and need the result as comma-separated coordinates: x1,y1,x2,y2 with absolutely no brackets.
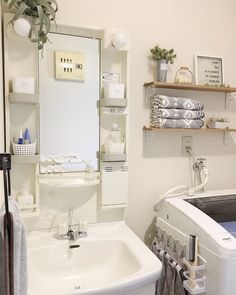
143,82,236,93
143,126,236,132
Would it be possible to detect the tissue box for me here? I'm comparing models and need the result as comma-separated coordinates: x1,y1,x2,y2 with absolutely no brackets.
12,77,35,94
207,118,229,129
104,83,125,99
17,194,34,210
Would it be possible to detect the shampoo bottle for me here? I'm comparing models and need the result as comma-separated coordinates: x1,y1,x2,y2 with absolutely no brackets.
18,128,23,144
24,128,31,144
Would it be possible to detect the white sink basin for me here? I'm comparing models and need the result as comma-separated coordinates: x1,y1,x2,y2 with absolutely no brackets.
27,222,162,295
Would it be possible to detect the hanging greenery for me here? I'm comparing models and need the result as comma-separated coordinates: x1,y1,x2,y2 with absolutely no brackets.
3,0,58,50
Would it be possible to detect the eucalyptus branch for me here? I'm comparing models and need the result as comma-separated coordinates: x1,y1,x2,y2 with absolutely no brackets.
150,45,177,64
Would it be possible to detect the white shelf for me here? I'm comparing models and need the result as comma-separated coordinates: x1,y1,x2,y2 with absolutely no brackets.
20,209,40,218
12,155,40,164
101,153,127,162
99,98,127,107
8,93,39,104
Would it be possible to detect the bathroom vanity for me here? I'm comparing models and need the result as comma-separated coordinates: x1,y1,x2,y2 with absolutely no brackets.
2,12,161,295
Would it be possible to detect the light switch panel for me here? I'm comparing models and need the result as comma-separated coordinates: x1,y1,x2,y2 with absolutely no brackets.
55,50,85,81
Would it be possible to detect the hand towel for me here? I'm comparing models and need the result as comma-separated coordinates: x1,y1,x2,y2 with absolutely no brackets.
0,197,27,295
150,118,204,129
152,95,204,110
151,239,186,295
151,107,205,119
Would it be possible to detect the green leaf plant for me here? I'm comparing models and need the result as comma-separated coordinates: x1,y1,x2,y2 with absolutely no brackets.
150,45,177,64
3,0,58,50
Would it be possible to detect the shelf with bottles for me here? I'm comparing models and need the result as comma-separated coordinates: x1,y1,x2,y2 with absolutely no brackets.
13,163,40,218
101,123,126,162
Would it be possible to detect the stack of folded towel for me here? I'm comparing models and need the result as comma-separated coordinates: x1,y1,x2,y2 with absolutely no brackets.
151,95,205,128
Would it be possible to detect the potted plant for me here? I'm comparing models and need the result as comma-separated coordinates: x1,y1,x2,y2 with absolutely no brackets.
150,45,177,82
3,0,58,50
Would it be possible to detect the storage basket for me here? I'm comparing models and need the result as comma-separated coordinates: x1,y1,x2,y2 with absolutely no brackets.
12,139,37,156
105,142,125,154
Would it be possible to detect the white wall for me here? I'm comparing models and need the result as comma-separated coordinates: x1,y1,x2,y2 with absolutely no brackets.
2,1,236,240
55,0,236,240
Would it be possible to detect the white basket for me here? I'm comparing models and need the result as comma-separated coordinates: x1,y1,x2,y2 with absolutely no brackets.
106,142,125,154
12,140,37,156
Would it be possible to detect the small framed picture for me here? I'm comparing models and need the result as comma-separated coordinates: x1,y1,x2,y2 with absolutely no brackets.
194,55,224,86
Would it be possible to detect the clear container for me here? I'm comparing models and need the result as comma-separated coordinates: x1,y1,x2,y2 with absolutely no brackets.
110,123,122,143
175,66,193,84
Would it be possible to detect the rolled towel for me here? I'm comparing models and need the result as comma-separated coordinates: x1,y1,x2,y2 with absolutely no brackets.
152,95,204,110
150,118,204,128
151,107,205,119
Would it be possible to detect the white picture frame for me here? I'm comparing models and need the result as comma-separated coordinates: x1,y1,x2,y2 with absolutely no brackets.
194,54,224,86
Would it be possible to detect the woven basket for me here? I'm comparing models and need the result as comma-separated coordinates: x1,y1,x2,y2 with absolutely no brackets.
12,140,37,156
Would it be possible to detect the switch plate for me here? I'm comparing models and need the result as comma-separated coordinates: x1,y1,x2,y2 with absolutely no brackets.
182,136,193,156
55,50,85,81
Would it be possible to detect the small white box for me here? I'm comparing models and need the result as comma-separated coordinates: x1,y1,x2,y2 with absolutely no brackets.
104,83,125,99
214,121,229,129
12,77,35,94
18,194,34,210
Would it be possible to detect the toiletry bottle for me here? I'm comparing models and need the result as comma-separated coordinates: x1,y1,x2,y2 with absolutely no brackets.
18,128,23,144
24,128,31,144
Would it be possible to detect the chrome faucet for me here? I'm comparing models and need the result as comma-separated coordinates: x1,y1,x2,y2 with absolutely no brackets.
55,210,88,241
66,209,77,240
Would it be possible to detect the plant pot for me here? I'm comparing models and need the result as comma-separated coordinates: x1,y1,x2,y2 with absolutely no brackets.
157,59,168,82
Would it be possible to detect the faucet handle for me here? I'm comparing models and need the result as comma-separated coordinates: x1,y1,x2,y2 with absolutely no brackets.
78,220,88,237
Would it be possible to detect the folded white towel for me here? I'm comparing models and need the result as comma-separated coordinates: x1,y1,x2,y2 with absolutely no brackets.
0,197,27,295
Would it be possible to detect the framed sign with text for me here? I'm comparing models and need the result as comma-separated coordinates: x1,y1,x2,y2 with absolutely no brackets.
194,55,224,86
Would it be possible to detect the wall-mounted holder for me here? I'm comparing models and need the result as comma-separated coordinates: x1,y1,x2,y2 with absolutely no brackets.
183,255,207,294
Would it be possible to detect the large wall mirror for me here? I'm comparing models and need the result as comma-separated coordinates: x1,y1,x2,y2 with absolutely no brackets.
39,29,100,173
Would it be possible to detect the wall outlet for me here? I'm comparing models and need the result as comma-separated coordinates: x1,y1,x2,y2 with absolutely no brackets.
182,136,193,156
